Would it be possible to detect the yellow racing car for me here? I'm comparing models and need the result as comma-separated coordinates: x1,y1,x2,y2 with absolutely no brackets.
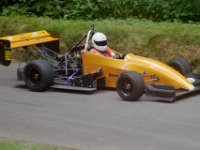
0,28,200,102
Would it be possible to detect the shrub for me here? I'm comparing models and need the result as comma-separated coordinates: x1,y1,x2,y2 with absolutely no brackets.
0,0,200,22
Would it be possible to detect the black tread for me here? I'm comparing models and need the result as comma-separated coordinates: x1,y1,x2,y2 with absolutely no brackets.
24,60,54,91
117,71,144,101
167,57,192,75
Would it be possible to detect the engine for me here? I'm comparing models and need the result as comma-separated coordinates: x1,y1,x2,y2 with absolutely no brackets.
66,51,82,76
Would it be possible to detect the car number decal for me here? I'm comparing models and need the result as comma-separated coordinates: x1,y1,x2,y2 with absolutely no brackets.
5,51,11,60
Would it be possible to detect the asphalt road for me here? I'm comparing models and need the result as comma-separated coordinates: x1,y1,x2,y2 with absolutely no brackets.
0,63,200,150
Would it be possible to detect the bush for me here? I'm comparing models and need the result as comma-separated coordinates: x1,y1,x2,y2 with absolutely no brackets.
0,0,200,22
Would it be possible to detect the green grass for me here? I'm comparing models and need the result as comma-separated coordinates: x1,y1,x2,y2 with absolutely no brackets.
1,15,200,71
0,138,76,150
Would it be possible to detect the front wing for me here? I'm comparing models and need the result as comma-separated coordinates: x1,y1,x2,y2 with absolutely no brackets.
146,73,200,102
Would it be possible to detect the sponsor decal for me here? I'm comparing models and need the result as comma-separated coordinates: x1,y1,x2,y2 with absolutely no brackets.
8,36,13,41
32,32,38,36
5,51,11,60
109,73,119,78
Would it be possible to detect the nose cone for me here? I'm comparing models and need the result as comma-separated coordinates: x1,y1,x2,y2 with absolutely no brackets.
124,54,194,91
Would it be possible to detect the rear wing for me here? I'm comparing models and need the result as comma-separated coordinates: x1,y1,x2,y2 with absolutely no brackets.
0,30,59,66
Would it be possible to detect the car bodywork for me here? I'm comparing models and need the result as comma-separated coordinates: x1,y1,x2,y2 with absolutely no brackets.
0,28,200,102
82,51,194,90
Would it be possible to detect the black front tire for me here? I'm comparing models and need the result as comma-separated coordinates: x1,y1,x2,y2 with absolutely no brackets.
167,57,192,75
24,60,54,92
117,71,145,101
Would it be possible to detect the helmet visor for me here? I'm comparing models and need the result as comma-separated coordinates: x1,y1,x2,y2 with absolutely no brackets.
94,40,107,46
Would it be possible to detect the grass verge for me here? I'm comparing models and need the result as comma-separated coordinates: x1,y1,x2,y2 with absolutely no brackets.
0,16,200,71
0,138,76,150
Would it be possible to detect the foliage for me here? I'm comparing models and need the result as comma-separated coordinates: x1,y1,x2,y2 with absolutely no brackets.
0,138,71,150
1,16,200,71
0,0,200,22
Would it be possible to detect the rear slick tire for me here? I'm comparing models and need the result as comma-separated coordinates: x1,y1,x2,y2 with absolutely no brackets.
24,60,54,92
117,71,145,101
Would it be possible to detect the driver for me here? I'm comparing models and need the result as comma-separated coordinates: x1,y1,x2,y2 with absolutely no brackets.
89,32,118,58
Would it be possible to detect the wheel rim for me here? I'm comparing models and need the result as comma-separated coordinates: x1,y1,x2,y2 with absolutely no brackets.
120,78,134,97
27,68,41,84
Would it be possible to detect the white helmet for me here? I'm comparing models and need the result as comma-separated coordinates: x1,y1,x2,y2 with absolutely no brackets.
92,32,107,52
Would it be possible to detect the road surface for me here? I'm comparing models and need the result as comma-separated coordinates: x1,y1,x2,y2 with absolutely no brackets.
0,64,200,150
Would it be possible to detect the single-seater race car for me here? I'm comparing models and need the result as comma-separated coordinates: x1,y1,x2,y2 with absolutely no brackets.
0,27,200,102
